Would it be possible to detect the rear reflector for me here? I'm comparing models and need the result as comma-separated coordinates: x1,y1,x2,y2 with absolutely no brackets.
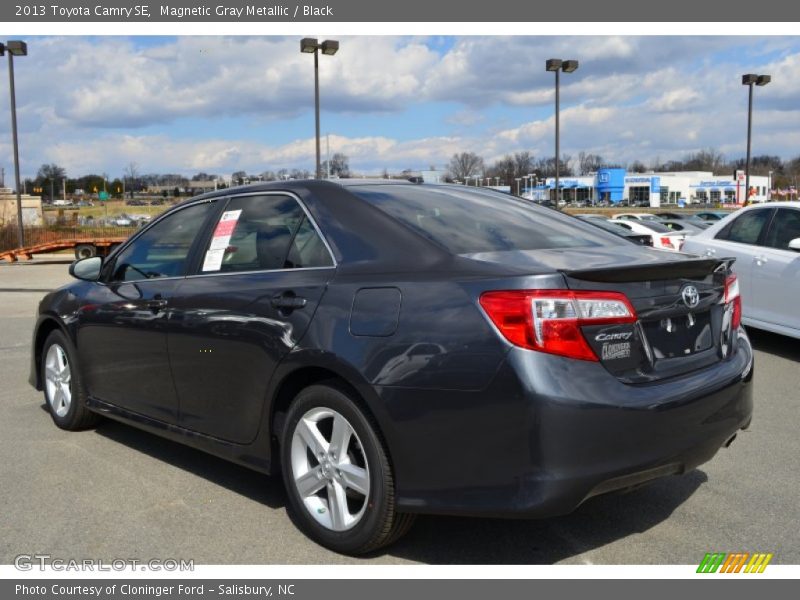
480,290,637,361
724,274,742,329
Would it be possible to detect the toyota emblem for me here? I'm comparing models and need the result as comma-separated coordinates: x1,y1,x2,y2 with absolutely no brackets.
681,285,700,308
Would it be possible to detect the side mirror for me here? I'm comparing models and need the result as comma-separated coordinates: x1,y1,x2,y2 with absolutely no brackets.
788,238,800,252
69,256,103,281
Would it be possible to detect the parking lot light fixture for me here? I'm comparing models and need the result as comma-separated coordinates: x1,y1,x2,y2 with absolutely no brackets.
546,58,579,210
742,73,770,205
301,38,340,179
1,41,27,248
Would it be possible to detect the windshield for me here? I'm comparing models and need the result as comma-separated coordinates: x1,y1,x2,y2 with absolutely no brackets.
349,185,621,254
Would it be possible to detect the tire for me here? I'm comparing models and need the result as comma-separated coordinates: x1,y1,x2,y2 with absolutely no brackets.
41,330,101,431
74,244,96,260
281,383,415,554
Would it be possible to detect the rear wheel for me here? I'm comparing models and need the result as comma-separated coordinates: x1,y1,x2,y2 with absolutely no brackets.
41,330,100,430
281,383,414,554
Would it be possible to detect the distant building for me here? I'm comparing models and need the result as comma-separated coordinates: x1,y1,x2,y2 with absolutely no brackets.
528,168,769,206
0,188,44,226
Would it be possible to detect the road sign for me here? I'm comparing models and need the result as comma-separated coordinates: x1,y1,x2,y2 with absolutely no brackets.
98,191,109,201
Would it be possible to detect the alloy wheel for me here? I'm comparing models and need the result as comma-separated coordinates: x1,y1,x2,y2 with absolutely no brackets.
44,343,72,418
290,407,371,532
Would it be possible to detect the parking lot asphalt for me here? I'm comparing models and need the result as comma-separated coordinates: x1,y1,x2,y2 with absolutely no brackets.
1,258,798,565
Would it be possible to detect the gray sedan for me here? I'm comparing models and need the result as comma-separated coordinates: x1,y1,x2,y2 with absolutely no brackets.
682,202,800,339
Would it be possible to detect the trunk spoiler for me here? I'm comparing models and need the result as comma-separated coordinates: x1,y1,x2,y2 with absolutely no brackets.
563,257,735,283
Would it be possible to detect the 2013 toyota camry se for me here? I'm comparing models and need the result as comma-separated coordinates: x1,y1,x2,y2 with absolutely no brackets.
29,180,754,554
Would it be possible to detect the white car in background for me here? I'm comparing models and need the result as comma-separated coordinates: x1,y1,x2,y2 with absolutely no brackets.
609,218,686,251
613,212,665,222
682,202,800,339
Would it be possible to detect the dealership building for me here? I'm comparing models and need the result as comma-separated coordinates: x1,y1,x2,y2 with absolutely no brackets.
525,168,770,206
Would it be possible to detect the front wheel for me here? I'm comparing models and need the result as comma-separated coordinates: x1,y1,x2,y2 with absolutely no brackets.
281,383,414,554
41,330,100,431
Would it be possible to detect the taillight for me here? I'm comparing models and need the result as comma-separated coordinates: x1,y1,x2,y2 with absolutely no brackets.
479,290,637,361
660,236,675,249
725,274,742,329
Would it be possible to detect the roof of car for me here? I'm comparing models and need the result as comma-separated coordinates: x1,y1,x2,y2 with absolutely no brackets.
741,201,800,208
186,178,432,200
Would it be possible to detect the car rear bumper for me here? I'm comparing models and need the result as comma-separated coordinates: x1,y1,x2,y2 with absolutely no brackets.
381,329,754,518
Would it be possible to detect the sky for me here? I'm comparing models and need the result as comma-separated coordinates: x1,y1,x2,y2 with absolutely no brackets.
0,35,799,181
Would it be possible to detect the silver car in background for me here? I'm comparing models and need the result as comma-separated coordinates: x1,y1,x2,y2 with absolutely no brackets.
682,202,800,339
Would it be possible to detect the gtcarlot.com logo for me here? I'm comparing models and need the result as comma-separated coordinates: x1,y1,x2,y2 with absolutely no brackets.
697,552,773,573
14,554,194,572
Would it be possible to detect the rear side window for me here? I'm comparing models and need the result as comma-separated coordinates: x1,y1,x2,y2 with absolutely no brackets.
349,185,617,254
764,208,800,251
201,194,333,273
716,209,773,245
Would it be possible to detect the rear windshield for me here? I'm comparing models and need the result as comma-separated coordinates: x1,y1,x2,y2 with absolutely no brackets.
640,221,672,233
349,185,619,254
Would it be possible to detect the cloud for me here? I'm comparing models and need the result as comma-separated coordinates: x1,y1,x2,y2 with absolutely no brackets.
2,35,799,179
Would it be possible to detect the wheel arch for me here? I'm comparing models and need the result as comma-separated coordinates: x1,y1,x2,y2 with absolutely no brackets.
31,316,69,390
267,358,394,475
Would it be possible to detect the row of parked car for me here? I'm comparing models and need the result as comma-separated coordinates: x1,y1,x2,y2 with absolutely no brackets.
577,203,800,339
577,210,729,251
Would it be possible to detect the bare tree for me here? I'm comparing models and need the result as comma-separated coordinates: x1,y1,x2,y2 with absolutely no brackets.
36,164,66,201
534,155,573,178
488,155,516,187
447,152,485,181
123,162,140,197
578,152,604,176
513,151,534,178
321,153,350,178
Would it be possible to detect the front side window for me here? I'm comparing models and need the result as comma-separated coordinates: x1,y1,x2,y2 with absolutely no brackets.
200,194,333,273
764,208,800,251
110,201,215,282
715,209,773,245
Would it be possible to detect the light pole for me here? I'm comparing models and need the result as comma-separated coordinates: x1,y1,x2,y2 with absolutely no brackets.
742,73,770,205
301,38,339,179
515,177,521,196
528,172,536,200
546,58,579,210
494,177,500,186
1,40,28,247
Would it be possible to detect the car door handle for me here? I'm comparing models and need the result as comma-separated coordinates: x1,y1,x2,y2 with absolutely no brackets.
271,293,307,310
754,255,768,266
705,248,717,256
146,298,168,312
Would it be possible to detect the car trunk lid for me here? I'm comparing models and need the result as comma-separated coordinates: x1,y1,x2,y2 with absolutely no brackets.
464,246,736,383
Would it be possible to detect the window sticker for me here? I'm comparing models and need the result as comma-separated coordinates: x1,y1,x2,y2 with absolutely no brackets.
202,209,242,272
